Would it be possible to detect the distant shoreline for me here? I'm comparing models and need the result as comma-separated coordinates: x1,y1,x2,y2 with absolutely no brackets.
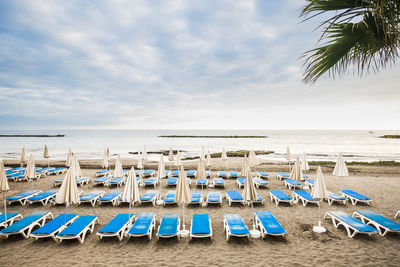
159,135,267,138
0,134,64,137
380,135,400,139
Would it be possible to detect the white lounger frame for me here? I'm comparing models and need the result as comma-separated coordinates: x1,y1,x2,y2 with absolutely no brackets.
97,215,134,241
0,213,23,228
189,193,204,206
327,192,347,205
225,192,244,207
396,210,400,218
98,192,122,206
341,192,372,206
126,214,156,240
31,215,78,241
269,191,293,206
0,212,53,239
236,179,244,189
353,211,400,236
276,173,288,181
223,217,249,241
27,191,59,206
284,180,302,190
293,192,320,207
143,178,158,188
189,217,213,240
211,179,225,188
80,192,106,207
6,190,43,206
206,193,222,207
56,216,99,243
156,217,181,241
48,168,67,175
324,211,377,238
95,170,112,177
253,179,269,189
107,177,126,187
93,176,112,186
139,191,160,206
256,172,269,179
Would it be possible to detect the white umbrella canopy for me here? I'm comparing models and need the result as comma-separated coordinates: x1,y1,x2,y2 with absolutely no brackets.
142,145,147,161
55,168,80,206
285,146,291,161
242,169,259,232
200,146,206,161
311,166,328,233
290,155,304,181
137,153,143,170
175,150,182,168
176,166,191,233
102,148,110,169
332,153,349,192
25,154,36,190
122,167,140,222
0,160,10,225
114,154,123,178
241,155,249,177
206,151,212,168
301,152,310,172
248,150,260,168
196,157,206,179
66,147,73,167
156,154,165,205
221,148,228,161
20,145,26,166
168,147,174,161
72,153,83,178
43,145,49,159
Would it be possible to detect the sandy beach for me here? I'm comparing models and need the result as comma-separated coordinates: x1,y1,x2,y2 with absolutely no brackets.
0,159,399,267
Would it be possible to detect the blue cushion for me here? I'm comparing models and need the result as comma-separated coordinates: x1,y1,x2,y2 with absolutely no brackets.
164,192,176,203
158,214,179,236
294,190,315,201
98,214,132,234
6,190,40,201
191,192,202,203
226,191,243,200
270,190,291,200
207,193,221,202
27,189,58,201
229,171,238,177
144,178,157,184
0,213,21,224
186,170,196,176
191,214,210,234
0,211,50,233
285,179,302,186
140,191,157,201
32,214,77,234
341,190,370,200
99,191,121,201
329,211,376,232
213,178,224,185
128,212,155,235
80,191,103,201
254,179,269,185
257,171,269,177
277,172,289,177
356,210,400,231
224,214,249,235
196,179,207,185
58,215,97,236
237,177,245,184
94,176,111,183
167,178,178,184
110,177,124,183
255,211,286,234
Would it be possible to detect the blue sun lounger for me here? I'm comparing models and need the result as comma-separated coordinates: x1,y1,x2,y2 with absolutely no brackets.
98,191,122,206
31,214,78,241
324,211,378,238
143,178,158,188
163,191,176,206
196,178,208,187
96,169,111,177
157,214,180,240
190,192,203,206
142,170,156,177
80,191,105,206
127,212,156,240
327,191,348,205
56,215,99,243
353,210,400,236
254,211,286,238
108,177,126,187
284,179,303,190
0,211,53,239
253,194,265,205
26,189,59,206
257,171,269,179
340,190,372,205
186,170,196,177
190,214,212,240
206,192,222,206
93,176,112,186
225,191,244,206
212,178,225,188
171,170,180,177
0,213,23,228
236,177,245,188
166,177,191,187
48,167,67,175
224,214,250,241
218,171,227,178
254,179,270,188
396,210,400,218
269,190,293,206
206,170,211,177
6,190,42,205
97,213,135,241
54,177,90,187
164,170,171,177
305,179,314,188
229,171,239,178
293,190,319,206
139,191,160,206
276,172,290,180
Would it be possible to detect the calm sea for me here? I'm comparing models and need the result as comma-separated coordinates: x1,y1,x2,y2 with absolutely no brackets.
0,129,399,162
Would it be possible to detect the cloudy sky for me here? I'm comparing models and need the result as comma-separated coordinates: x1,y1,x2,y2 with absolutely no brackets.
0,0,399,130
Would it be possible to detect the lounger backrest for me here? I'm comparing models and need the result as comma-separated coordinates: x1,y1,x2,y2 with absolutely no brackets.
285,179,301,185
95,176,111,181
141,191,157,200
356,210,400,231
0,211,50,233
226,191,243,200
129,212,155,234
342,190,370,200
192,214,210,234
98,214,132,233
165,191,176,201
32,214,77,234
28,189,58,200
224,214,249,234
277,172,289,177
191,192,202,201
58,215,97,236
100,191,121,201
255,211,286,234
208,192,221,202
237,177,245,184
158,214,179,235
329,211,376,232
294,190,314,201
167,177,178,183
328,192,346,200
81,191,103,200
145,178,157,183
0,213,21,223
214,178,224,183
270,190,291,200
6,190,40,200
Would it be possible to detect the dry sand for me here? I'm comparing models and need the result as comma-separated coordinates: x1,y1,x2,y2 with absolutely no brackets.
0,160,399,266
